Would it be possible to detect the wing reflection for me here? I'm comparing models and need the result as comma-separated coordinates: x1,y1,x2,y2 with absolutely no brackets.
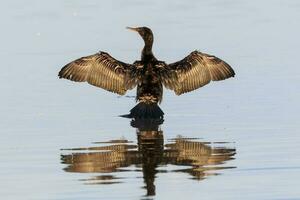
61,118,236,196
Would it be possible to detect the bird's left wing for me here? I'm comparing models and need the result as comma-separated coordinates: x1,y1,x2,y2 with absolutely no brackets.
161,50,235,95
58,52,137,95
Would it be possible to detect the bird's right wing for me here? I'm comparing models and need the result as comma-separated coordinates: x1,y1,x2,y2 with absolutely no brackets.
58,52,138,95
163,51,235,95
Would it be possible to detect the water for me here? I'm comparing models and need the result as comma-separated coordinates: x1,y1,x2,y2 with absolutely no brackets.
61,119,236,196
1,0,300,199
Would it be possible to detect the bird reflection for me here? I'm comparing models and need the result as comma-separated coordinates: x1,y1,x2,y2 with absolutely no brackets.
61,118,236,196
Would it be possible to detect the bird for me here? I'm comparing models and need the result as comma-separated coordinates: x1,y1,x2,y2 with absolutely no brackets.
58,27,235,119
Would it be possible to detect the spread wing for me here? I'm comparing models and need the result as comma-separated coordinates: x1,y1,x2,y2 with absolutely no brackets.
165,50,235,95
58,52,137,95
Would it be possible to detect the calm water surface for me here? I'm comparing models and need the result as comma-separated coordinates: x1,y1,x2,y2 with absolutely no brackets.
1,0,300,199
61,118,236,196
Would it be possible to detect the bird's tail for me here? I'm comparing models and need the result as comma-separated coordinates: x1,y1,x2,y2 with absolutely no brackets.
120,102,164,119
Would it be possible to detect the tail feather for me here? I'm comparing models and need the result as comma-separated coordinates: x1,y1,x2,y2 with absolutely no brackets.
120,102,164,119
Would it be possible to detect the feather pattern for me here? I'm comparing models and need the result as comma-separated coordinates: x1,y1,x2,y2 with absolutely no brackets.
165,50,235,95
58,52,137,95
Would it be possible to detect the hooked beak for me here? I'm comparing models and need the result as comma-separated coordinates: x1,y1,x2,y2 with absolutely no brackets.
126,27,139,32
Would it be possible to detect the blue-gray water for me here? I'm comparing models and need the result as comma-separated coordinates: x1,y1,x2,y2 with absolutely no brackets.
1,0,300,199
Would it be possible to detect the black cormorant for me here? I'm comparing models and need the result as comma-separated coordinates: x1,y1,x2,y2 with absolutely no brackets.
58,27,235,118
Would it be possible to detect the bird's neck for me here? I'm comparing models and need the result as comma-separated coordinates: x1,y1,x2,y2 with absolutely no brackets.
141,37,155,61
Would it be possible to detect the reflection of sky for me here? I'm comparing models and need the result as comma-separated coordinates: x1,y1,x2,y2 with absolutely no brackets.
0,1,300,200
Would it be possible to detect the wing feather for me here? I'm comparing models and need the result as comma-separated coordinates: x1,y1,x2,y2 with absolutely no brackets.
58,52,137,95
165,50,235,95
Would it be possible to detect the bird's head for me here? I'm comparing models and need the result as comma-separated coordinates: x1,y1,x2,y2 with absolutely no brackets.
126,26,153,45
